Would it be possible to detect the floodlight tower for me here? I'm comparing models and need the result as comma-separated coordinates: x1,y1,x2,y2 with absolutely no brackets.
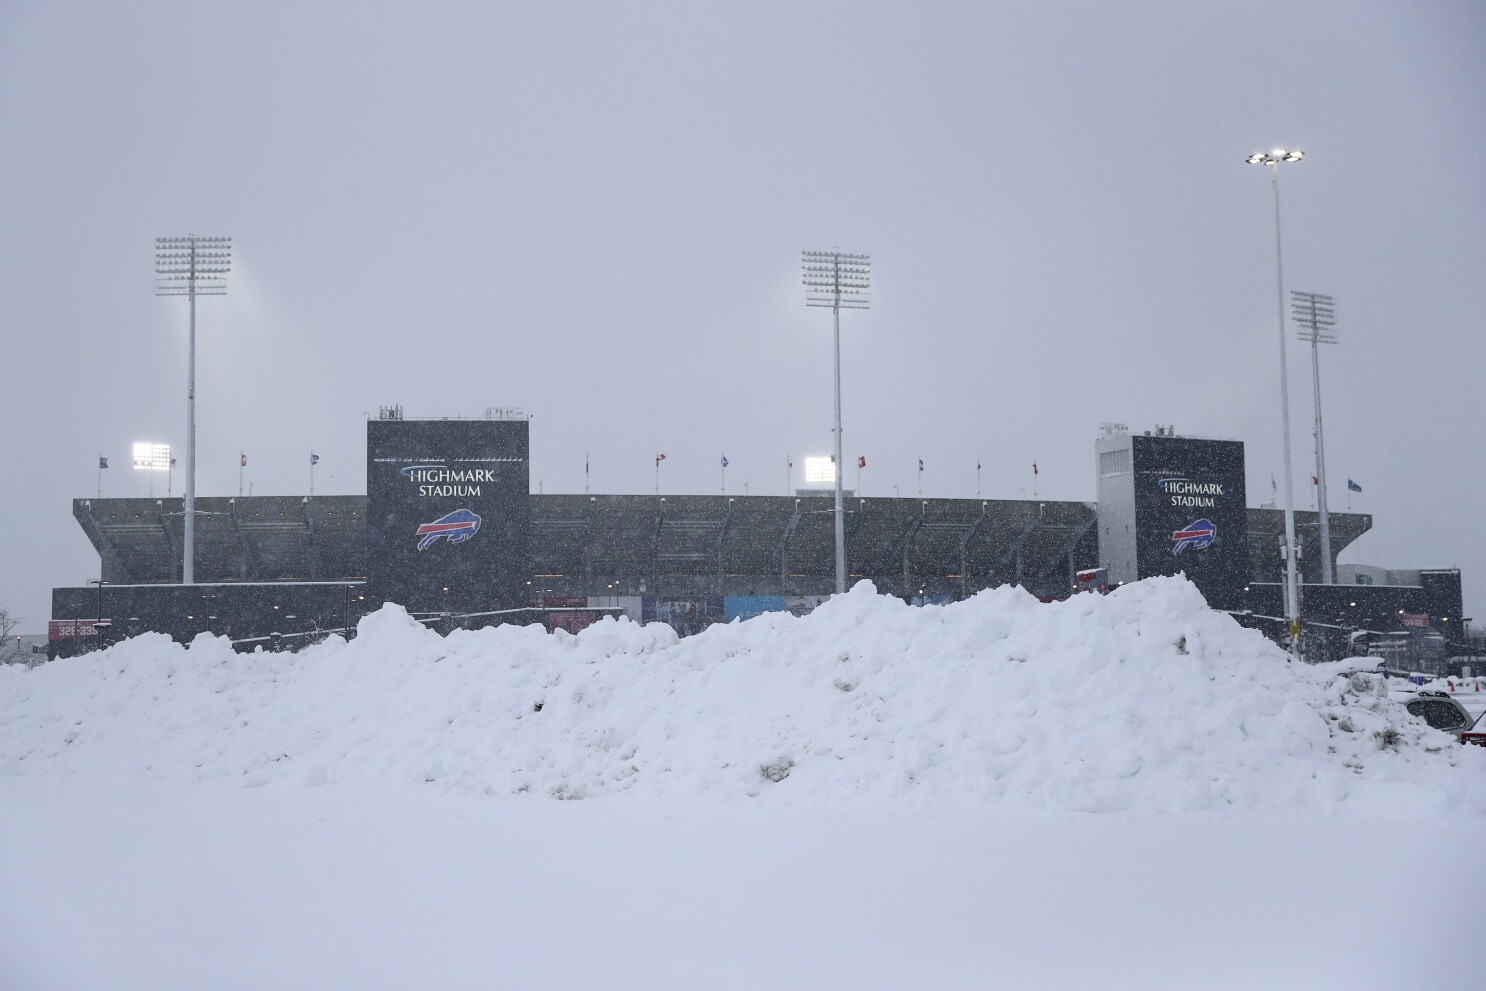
156,235,231,585
803,249,870,595
1245,148,1303,658
1292,290,1337,584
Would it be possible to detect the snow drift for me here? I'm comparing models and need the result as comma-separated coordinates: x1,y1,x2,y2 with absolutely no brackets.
3,577,1482,815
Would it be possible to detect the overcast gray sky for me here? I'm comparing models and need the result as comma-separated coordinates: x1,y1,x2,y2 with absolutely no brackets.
3,1,1483,631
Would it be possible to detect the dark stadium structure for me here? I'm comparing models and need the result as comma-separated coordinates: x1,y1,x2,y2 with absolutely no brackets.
48,421,1465,666
67,492,1382,597
55,493,1371,644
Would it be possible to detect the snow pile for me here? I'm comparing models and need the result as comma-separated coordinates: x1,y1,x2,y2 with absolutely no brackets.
3,577,1482,815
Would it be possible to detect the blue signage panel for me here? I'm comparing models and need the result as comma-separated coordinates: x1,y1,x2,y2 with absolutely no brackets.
724,595,787,623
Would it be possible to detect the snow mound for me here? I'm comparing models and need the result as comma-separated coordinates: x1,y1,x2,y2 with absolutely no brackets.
3,577,1482,815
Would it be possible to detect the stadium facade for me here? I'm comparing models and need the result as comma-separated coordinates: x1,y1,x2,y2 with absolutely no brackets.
50,417,1464,665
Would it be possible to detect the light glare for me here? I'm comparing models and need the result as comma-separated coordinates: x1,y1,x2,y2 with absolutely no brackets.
803,455,837,484
132,441,171,471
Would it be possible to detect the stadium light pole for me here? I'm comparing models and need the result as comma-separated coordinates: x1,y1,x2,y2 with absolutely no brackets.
1246,148,1304,659
155,236,231,586
89,579,108,653
1292,290,1337,584
803,250,870,596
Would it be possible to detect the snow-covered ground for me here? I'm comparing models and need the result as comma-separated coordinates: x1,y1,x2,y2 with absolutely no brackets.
3,577,1484,989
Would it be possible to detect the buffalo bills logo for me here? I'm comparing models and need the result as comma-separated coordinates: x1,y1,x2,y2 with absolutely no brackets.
1172,518,1216,554
415,509,481,551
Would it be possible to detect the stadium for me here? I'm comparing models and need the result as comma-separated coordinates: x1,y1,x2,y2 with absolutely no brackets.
46,411,1465,668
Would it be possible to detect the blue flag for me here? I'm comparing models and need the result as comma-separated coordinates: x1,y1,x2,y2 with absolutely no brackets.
99,456,108,469
721,455,729,468
1347,479,1362,493
311,453,320,465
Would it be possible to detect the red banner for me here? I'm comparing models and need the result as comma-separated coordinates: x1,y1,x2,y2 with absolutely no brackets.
49,618,108,639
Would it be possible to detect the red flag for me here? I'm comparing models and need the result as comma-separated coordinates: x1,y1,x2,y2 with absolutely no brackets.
655,453,667,465
857,455,866,469
1312,475,1318,485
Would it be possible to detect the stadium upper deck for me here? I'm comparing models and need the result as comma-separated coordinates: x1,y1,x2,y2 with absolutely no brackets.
71,493,1370,601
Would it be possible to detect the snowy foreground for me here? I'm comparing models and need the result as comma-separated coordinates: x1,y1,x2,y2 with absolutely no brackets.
4,578,1485,989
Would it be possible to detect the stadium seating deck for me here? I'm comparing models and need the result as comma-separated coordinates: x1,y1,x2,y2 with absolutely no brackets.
73,494,1370,601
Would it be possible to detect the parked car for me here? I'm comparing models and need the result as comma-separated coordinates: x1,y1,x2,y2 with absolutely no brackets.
1404,690,1475,742
1460,710,1486,748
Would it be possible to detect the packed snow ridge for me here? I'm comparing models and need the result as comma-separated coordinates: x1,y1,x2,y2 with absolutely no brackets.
4,577,1483,816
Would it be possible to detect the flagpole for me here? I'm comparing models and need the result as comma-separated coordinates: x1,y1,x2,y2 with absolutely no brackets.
97,456,102,498
239,453,244,499
786,453,791,496
585,451,590,496
977,460,982,499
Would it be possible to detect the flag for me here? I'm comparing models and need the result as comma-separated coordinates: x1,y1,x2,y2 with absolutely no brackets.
1271,473,1277,492
170,457,177,467
1347,479,1362,493
857,455,866,469
976,460,981,471
655,453,666,465
1312,475,1318,486
721,455,729,468
311,453,320,465
1033,462,1038,476
918,459,924,472
241,453,247,468
99,457,108,469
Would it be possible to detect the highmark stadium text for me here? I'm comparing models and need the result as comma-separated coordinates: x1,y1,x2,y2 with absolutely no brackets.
398,465,510,497
1160,478,1225,508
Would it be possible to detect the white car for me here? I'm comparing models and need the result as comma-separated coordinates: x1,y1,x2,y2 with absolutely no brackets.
1402,690,1475,742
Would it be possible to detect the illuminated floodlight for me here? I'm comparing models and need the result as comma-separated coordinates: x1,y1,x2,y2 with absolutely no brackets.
132,442,171,471
803,455,837,485
1246,148,1304,166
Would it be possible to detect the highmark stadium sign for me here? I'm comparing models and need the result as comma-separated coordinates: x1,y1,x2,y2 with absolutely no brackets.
1131,436,1248,611
367,419,530,614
